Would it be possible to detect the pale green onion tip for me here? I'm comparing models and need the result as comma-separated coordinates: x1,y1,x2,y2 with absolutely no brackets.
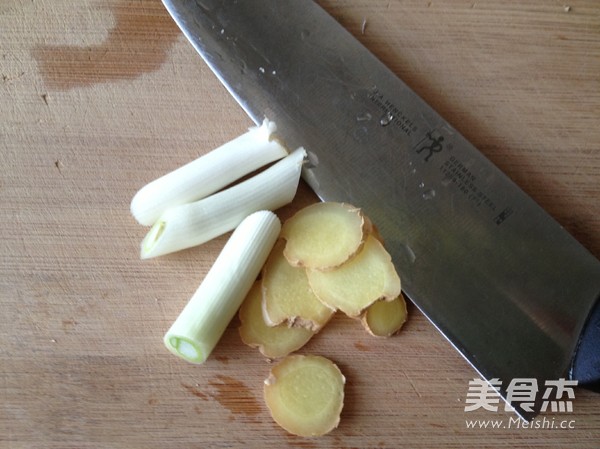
163,335,206,364
141,220,166,258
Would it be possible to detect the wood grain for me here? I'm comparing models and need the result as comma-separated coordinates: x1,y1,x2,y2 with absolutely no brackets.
1,0,599,447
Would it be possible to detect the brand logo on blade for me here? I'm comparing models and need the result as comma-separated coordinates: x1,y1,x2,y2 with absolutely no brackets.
366,87,448,162
414,129,445,162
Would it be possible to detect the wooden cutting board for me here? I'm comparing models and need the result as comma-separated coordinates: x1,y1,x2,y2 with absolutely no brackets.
2,0,599,447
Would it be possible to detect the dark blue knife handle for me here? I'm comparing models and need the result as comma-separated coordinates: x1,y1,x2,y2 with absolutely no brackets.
571,298,600,391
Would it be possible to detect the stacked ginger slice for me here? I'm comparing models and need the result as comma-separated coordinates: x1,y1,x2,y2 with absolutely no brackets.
239,201,408,355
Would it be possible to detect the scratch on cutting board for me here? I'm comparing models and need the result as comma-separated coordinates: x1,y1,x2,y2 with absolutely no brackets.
409,380,422,398
32,4,180,91
181,383,209,401
61,318,77,332
2,71,25,83
403,371,422,398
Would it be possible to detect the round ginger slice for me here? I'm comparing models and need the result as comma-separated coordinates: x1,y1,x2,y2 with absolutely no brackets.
281,202,368,271
361,293,408,337
262,240,335,331
264,355,345,437
239,282,315,359
307,234,401,317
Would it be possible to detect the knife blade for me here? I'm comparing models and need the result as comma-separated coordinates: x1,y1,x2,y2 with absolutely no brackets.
162,0,600,419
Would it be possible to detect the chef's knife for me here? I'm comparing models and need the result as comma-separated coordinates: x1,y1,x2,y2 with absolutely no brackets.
161,0,600,419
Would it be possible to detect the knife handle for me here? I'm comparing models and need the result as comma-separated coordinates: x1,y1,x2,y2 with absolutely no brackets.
571,298,600,392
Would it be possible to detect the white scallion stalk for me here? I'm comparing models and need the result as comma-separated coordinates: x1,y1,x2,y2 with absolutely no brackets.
140,147,306,259
163,210,281,364
131,119,287,226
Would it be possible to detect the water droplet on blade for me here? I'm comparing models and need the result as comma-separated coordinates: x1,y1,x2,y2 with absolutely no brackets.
356,112,372,122
379,111,394,126
305,151,319,169
239,60,247,75
400,243,417,264
197,1,214,12
422,189,436,200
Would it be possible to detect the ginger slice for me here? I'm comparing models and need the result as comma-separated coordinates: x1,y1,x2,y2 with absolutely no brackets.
281,202,369,271
262,240,335,331
307,234,401,317
361,293,408,337
264,355,345,437
239,282,315,358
